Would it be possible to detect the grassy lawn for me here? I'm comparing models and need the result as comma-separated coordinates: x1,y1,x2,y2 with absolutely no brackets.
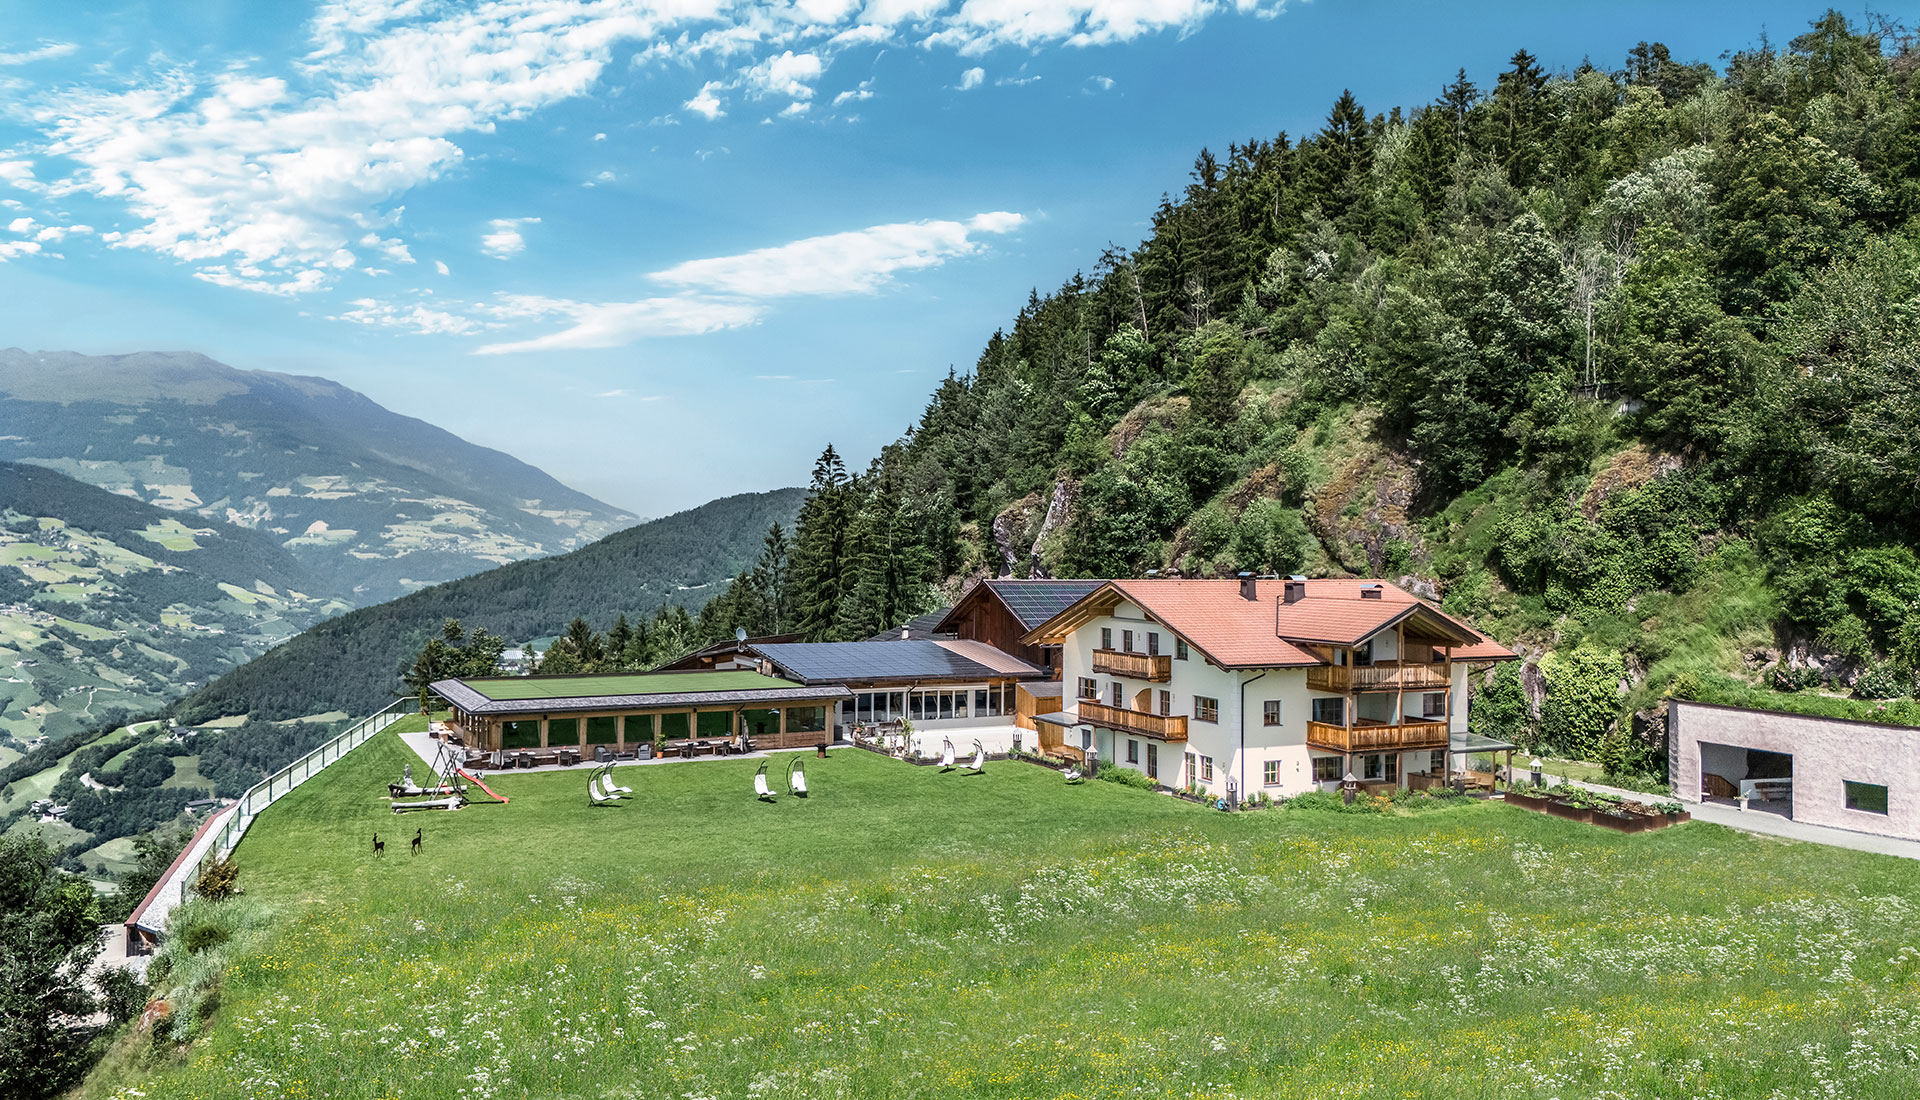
83,721,1920,1100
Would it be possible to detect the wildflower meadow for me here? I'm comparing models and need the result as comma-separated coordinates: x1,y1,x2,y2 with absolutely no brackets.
86,720,1920,1099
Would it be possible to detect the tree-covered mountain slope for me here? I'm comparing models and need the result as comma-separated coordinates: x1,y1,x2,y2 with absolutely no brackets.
175,487,804,722
0,462,348,744
0,349,638,604
705,11,1920,782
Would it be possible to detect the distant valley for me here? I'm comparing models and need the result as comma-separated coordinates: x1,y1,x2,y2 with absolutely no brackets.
0,349,638,604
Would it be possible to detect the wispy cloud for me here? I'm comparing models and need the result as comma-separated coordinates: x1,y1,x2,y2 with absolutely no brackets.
684,81,727,120
958,67,985,91
476,210,1025,353
653,212,1025,298
0,42,75,66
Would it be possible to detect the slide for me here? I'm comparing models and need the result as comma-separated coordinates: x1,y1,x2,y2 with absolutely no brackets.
456,768,510,804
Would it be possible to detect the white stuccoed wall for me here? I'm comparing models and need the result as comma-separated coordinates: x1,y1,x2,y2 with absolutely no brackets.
1671,700,1920,841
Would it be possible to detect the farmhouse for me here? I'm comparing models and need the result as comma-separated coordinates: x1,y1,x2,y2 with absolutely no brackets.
430,669,850,754
663,636,1052,752
931,578,1105,675
1023,575,1516,798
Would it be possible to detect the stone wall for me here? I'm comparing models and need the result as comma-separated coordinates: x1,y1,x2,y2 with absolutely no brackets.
1671,700,1920,842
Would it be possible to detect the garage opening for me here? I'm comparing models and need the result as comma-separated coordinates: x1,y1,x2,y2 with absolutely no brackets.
1699,742,1794,818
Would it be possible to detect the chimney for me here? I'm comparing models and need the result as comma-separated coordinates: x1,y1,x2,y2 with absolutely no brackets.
1238,572,1257,601
1283,579,1307,605
1360,584,1383,600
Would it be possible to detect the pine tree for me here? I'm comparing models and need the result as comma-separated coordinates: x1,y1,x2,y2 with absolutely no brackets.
786,446,852,640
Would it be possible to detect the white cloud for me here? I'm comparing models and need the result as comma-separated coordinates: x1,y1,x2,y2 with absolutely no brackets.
434,259,450,275
334,297,485,335
652,211,1024,298
0,43,77,66
481,217,538,259
475,296,765,354
860,0,950,25
685,80,727,120
927,0,1279,55
779,101,812,118
35,224,92,242
360,232,414,263
7,216,38,234
0,239,42,261
743,51,825,100
958,67,985,90
592,131,607,141
0,161,36,190
597,388,666,399
832,79,875,106
1087,74,1115,91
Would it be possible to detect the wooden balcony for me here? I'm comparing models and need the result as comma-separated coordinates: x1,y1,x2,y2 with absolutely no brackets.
1305,720,1448,753
1077,701,1188,742
1091,648,1173,682
1306,661,1451,692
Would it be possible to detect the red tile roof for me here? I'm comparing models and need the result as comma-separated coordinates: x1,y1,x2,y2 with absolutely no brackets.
1028,578,1516,669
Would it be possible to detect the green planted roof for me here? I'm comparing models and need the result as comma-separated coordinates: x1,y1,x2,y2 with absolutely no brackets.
462,670,798,701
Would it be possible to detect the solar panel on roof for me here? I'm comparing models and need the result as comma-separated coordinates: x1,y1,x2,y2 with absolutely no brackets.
987,580,1103,629
755,640,1006,681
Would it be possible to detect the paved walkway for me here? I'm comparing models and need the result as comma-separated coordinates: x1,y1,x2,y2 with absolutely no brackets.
1558,778,1920,862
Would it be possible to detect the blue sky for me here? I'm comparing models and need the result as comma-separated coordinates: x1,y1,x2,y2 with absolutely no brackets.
0,0,1846,516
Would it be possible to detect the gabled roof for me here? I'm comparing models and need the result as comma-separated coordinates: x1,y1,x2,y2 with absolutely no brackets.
1022,578,1516,670
936,578,1106,635
752,638,1048,684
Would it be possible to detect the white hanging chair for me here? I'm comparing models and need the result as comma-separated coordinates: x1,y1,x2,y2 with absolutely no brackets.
967,739,985,773
939,738,956,770
787,756,809,797
754,761,775,801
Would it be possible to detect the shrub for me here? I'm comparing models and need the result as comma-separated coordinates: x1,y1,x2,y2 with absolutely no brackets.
1852,664,1906,700
1770,663,1824,692
193,855,240,901
97,967,147,1026
1094,762,1158,790
1281,790,1384,814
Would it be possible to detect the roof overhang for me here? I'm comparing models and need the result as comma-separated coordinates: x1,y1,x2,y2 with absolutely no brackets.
433,678,850,717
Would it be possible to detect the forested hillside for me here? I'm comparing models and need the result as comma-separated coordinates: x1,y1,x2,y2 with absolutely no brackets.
175,488,804,721
693,11,1920,778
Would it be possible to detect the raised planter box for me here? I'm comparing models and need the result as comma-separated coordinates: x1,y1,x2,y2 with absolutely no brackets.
1508,793,1692,833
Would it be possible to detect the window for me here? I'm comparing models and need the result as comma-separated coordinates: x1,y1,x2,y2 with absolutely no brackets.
1158,690,1172,716
502,720,540,749
1311,697,1346,725
1312,756,1342,782
910,693,925,720
585,716,619,744
1127,739,1139,764
547,717,580,747
658,712,690,739
1109,682,1123,708
1263,760,1281,786
1845,781,1890,815
1361,753,1383,781
1122,629,1134,653
695,711,731,738
1353,640,1374,666
1077,677,1096,700
1184,752,1197,783
938,692,954,720
1147,632,1160,656
1146,743,1159,780
1422,692,1446,718
1263,700,1282,726
1101,627,1113,650
1194,696,1219,723
1175,639,1189,661
1201,756,1214,782
1385,753,1399,782
787,706,826,733
953,691,968,719
1430,749,1447,774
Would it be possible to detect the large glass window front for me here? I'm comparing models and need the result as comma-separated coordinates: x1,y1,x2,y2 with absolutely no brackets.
787,706,826,733
695,711,732,738
741,709,781,737
502,720,540,749
658,712,691,740
547,717,580,747
584,716,619,744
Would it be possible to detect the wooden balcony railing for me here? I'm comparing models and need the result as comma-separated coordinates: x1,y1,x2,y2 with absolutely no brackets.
1091,648,1173,683
1077,701,1188,742
1305,720,1448,753
1306,662,1452,692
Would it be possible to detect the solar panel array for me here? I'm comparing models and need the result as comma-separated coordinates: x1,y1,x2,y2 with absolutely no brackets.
987,580,1104,630
755,641,1001,682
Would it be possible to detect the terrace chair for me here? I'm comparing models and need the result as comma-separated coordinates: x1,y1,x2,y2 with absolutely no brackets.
588,765,621,807
594,766,631,799
754,762,776,802
787,756,809,798
966,739,986,774
939,738,956,771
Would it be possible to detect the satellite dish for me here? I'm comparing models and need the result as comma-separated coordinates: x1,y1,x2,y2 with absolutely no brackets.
734,627,748,643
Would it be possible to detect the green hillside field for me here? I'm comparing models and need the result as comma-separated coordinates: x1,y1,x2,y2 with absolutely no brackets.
84,719,1920,1100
